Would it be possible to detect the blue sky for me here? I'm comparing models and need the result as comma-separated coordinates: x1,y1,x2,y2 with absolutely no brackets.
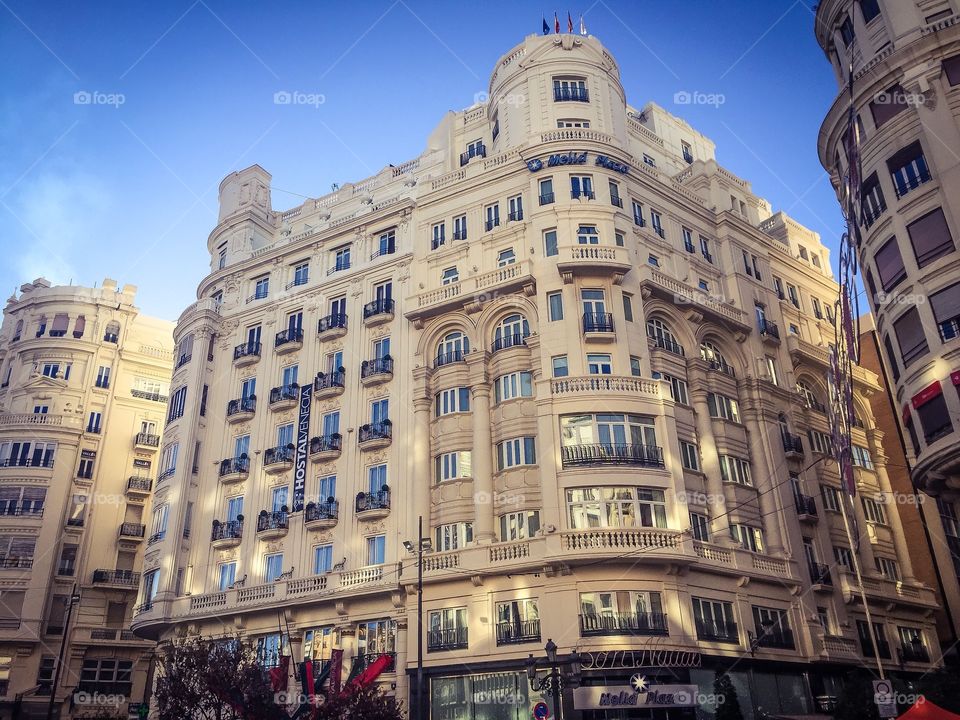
0,0,844,321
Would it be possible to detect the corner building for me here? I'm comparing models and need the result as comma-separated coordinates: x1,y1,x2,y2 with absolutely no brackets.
136,33,940,718
0,278,174,719
815,0,960,653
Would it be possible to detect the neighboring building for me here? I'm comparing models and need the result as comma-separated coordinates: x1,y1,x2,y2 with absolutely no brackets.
0,278,174,719
859,314,960,661
134,33,940,718
816,4,960,501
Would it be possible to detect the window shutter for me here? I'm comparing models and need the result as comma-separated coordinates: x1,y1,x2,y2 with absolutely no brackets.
73,315,85,337
907,207,954,267
930,283,960,324
874,237,906,290
943,54,960,86
51,313,69,334
870,84,908,127
893,308,928,365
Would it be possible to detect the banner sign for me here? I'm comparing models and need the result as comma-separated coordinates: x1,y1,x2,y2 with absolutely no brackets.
328,649,343,694
579,650,701,670
292,383,312,511
573,685,698,710
526,152,629,174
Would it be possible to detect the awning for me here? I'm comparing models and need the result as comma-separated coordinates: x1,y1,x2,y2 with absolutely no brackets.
912,380,943,409
897,700,960,720
73,315,85,337
51,313,69,334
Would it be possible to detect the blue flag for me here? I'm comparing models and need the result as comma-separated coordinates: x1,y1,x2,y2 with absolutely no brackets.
542,17,549,34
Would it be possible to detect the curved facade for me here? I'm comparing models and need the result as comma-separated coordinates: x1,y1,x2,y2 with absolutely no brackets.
0,278,174,717
816,0,960,494
137,33,939,717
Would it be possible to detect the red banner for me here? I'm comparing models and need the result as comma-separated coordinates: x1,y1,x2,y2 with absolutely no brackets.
348,654,392,690
951,370,960,386
911,380,943,409
328,649,343,695
903,404,913,425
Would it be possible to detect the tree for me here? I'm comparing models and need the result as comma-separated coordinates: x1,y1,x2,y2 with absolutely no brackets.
312,684,403,720
832,672,880,720
713,671,744,720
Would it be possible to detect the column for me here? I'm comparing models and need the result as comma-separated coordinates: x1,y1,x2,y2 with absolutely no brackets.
471,383,495,542
742,407,785,556
689,384,732,544
870,436,917,582
411,392,432,538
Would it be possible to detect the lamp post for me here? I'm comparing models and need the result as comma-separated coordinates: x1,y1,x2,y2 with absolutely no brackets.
46,584,81,720
525,639,581,720
403,516,431,720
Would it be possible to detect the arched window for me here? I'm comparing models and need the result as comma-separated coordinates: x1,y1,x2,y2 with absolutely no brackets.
796,380,823,412
12,320,22,341
492,314,529,352
436,331,469,367
700,340,732,374
646,318,684,355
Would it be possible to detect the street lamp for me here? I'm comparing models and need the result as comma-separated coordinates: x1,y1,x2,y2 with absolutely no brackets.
46,584,81,720
525,639,581,720
403,516,432,720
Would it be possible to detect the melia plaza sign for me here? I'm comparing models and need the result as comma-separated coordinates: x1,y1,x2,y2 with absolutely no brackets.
526,151,629,174
573,684,698,710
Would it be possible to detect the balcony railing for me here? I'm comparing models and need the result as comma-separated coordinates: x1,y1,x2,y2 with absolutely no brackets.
0,456,55,468
496,620,541,645
363,298,395,319
219,457,249,476
860,637,892,659
92,569,140,586
539,192,555,205
554,86,589,102
314,370,345,392
809,562,833,586
211,520,243,542
758,319,780,339
491,333,528,353
783,434,804,454
561,443,664,468
356,490,390,513
257,511,289,533
0,556,34,568
359,421,392,444
695,619,739,643
227,396,257,416
135,432,160,447
428,627,468,651
508,210,524,222
579,612,668,636
327,262,351,276
127,477,152,493
309,434,342,454
435,350,466,367
131,389,167,403
269,384,299,404
264,446,294,466
706,359,735,377
275,328,303,348
583,312,614,333
233,341,261,361
119,522,145,538
305,501,338,523
485,218,500,231
756,627,795,650
318,313,348,334
0,504,43,517
361,357,394,379
892,168,931,199
649,334,685,356
460,145,486,166
571,189,595,200
899,643,930,663
795,494,818,517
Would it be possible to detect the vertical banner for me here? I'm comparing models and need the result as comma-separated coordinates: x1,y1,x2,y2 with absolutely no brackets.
293,383,312,511
328,649,344,694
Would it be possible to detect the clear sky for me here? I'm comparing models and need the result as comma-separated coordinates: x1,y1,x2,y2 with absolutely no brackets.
0,0,844,321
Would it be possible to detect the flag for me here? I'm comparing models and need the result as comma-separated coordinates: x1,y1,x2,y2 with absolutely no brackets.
554,12,560,33
579,15,587,35
567,11,573,32
328,649,344,694
268,655,290,693
542,17,549,34
347,654,394,691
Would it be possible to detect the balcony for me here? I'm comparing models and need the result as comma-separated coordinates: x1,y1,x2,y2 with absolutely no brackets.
219,457,250,483
639,265,749,333
579,612,668,636
706,359,735,377
256,511,289,540
126,477,152,500
561,443,664,469
556,245,631,283
314,370,345,399
263,446,294,474
485,218,500,231
134,433,160,450
459,145,486,166
0,504,44,518
649,334,685,356
269,384,299,411
899,642,930,663
782,434,804,457
358,421,392,451
435,350,466,368
539,192,555,205
428,627,468,651
92,569,141,587
755,627,795,650
318,313,347,340
274,328,304,354
571,189,595,200
360,357,394,386
0,557,33,569
491,333,528,355
695,619,740,644
356,490,390,520
309,434,342,462
233,341,261,367
131,389,167,404
363,298,395,326
582,312,615,341
118,522,146,542
507,210,524,222
554,86,589,102
496,620,541,646
226,396,256,422
304,501,338,530
809,562,833,589
211,519,243,549
759,319,781,344
795,494,818,522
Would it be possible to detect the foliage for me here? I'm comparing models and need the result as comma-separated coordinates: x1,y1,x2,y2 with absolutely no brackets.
713,671,744,720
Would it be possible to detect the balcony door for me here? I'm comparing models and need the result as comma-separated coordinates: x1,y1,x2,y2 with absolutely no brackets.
234,435,250,460
246,325,261,347
241,378,256,400
227,496,243,522
581,289,606,315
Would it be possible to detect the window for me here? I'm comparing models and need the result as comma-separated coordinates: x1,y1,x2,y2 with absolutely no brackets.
719,455,752,486
931,283,960,341
366,535,385,565
908,207,955,267
870,84,909,128
820,485,840,512
553,77,588,101
730,524,764,552
631,200,644,226
95,366,110,389
566,487,667,529
428,608,468,649
264,553,284,582
579,591,664,632
219,562,237,591
916,389,953,443
680,441,700,471
560,413,657,452
508,195,523,222
492,114,499,140
945,53,960,85
494,372,533,403
860,0,880,23
313,544,334,574
681,227,694,253
291,262,309,288
690,513,709,541
253,276,269,300
875,556,901,581
693,598,737,641
875,237,907,292
432,222,446,249
539,178,554,205
441,267,459,285
218,243,227,269
496,437,536,470
570,175,594,199
862,496,887,524
586,354,612,375
158,442,178,479
86,412,102,433
707,393,740,422
546,292,564,321
436,523,473,551
622,293,634,322
496,599,540,643
642,153,657,167
834,546,853,569
609,180,622,206
860,173,887,228
41,363,60,378
615,231,624,247
435,387,470,416
808,430,831,454
435,451,472,482
811,297,822,320
650,210,664,237
787,284,800,308
331,245,351,272
700,341,731,374
557,119,589,128
499,511,540,541
773,276,784,300
77,452,95,480
485,203,500,231
576,224,599,244
888,141,930,199
662,374,688,405
543,228,558,257
630,356,641,377
452,215,467,241
494,248,516,268
752,606,793,648
681,141,694,163
493,313,529,351
698,279,709,291
648,255,660,267
765,356,779,386
893,307,929,366
78,658,134,693
552,355,568,377
168,386,187,422
57,544,77,576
